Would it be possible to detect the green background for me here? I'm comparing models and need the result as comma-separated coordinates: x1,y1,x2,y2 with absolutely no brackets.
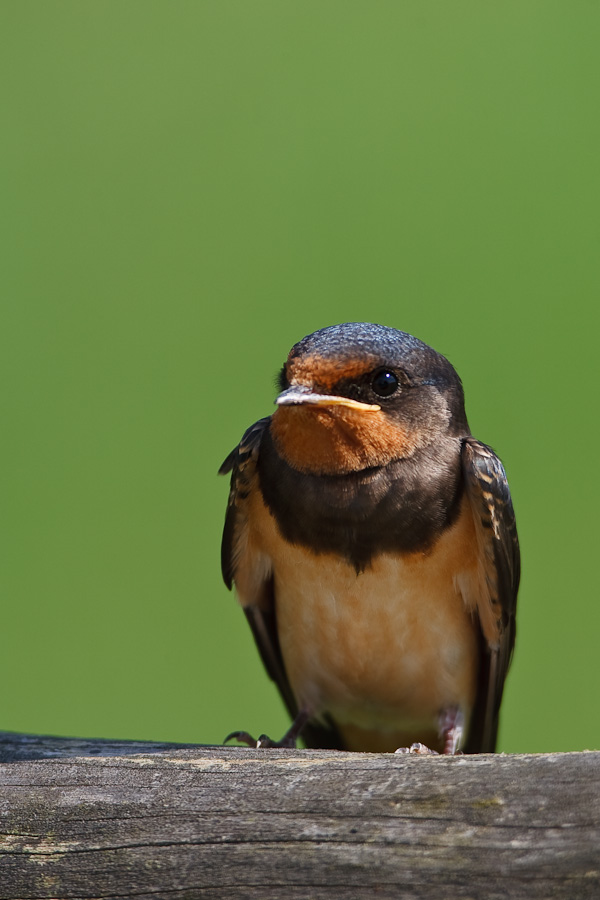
2,2,599,753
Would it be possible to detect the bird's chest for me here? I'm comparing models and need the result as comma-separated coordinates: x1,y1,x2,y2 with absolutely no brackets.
257,431,464,569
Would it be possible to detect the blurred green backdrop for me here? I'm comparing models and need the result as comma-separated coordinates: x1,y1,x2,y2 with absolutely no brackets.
2,2,599,753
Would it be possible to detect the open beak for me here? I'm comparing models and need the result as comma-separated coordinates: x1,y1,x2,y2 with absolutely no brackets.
276,385,380,412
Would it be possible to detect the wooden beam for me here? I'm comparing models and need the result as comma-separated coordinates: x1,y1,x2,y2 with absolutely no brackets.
0,732,599,899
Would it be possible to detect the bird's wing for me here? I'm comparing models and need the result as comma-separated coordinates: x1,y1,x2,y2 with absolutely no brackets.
460,438,520,752
219,418,270,592
219,419,342,748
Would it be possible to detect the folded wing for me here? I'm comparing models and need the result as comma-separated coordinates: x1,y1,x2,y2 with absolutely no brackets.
461,438,520,752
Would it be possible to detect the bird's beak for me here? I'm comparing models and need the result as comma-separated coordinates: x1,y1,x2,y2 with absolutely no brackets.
276,385,380,412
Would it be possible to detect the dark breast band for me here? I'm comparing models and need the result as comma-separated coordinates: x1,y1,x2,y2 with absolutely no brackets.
258,427,465,571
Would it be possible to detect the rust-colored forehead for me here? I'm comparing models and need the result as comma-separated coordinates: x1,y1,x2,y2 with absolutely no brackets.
287,352,379,391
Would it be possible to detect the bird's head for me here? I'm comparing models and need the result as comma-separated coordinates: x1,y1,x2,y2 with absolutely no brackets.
271,323,469,475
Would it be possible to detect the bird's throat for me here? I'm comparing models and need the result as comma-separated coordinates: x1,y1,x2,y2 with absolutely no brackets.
270,404,420,475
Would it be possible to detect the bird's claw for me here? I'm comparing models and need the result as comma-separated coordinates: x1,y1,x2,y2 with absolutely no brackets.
224,730,260,747
394,742,439,756
224,730,296,749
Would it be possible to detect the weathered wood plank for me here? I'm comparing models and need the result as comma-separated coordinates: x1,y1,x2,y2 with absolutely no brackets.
0,733,598,899
0,730,201,763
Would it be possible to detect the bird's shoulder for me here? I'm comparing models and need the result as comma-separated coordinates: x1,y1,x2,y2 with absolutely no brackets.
219,417,270,590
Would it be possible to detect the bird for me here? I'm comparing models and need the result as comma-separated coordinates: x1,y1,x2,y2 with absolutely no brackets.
219,323,519,754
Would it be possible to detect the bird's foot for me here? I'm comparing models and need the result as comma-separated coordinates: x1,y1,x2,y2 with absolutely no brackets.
396,706,465,756
394,742,439,756
224,708,311,750
439,706,464,755
224,730,297,749
393,709,465,756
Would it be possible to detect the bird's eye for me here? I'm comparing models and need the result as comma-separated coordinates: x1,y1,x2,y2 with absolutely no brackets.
371,369,399,397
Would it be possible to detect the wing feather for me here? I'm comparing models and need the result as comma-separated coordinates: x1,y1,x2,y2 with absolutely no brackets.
461,438,520,752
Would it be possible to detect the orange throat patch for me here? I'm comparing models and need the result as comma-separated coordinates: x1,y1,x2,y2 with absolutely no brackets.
270,404,421,475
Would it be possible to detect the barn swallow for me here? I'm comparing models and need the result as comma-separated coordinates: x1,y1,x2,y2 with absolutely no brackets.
219,323,519,754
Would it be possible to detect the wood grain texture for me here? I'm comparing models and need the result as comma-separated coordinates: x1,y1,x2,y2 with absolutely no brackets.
0,732,599,899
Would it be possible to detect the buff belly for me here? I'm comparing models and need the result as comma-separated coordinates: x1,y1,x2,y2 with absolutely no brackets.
276,544,479,750
238,488,482,753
